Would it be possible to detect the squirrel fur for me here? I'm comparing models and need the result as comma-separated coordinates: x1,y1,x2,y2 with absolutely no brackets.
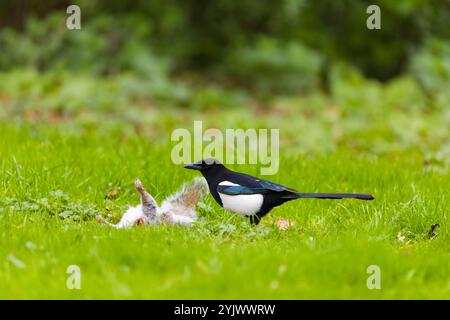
96,177,208,228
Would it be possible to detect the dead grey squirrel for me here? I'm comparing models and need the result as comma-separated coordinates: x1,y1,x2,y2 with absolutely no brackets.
96,177,208,228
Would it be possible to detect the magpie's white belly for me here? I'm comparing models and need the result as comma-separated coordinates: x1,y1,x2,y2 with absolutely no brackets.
217,181,263,216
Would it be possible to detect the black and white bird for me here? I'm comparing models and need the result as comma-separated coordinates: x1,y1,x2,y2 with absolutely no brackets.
184,158,374,225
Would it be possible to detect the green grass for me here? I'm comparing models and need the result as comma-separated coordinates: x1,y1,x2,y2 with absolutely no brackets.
0,123,448,299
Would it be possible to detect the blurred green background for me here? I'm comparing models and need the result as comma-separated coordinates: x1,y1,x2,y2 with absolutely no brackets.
0,0,449,99
1,0,449,160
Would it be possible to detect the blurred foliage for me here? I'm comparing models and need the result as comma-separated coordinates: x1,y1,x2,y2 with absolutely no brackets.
0,65,448,162
0,1,448,152
227,38,324,94
0,0,448,96
411,37,450,97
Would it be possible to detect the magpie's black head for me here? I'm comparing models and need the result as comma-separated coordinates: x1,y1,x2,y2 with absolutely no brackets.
183,158,225,175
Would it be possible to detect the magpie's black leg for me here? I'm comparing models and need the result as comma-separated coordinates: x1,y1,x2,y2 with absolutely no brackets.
249,215,261,226
249,208,272,226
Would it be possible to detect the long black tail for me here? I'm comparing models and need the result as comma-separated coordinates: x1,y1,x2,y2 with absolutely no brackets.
286,193,374,200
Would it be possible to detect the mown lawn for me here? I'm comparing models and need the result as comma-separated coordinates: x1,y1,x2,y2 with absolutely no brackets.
0,123,448,299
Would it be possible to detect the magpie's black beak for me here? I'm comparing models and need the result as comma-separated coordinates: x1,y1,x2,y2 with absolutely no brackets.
183,163,202,171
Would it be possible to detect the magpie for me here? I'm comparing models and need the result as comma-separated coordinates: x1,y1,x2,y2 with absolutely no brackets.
184,158,374,225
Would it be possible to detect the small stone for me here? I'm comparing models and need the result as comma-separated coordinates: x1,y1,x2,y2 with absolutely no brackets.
7,254,26,269
269,280,279,289
25,241,36,251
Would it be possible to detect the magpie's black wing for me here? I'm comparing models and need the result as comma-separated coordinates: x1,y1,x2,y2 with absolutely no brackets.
258,180,298,193
217,179,298,196
217,172,374,201
216,185,271,195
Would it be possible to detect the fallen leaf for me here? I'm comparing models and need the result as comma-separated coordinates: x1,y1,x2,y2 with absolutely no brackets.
275,219,292,230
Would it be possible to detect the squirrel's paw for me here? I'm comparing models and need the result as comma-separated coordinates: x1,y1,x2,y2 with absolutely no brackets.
134,179,144,192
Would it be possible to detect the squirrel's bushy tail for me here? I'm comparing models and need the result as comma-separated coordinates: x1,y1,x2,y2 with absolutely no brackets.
159,177,208,218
